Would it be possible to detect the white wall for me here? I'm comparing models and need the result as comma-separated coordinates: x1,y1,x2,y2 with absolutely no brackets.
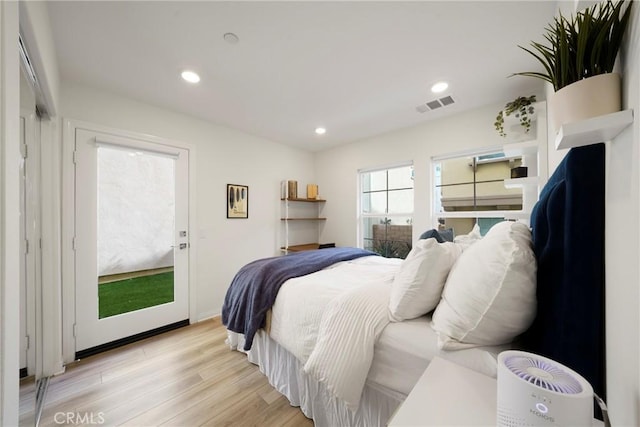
19,1,60,115
545,80,567,173
315,98,545,247
0,1,20,424
604,2,640,425
61,82,316,321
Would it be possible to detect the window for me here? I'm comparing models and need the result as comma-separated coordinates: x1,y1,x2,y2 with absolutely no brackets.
359,164,414,259
433,149,526,237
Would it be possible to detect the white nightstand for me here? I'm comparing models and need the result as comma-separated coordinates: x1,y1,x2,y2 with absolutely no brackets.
388,356,605,427
388,357,497,426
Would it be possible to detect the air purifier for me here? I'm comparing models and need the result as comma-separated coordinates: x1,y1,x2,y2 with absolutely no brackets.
497,350,593,426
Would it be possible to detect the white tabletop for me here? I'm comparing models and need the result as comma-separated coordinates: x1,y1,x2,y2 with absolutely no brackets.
388,356,605,427
388,356,497,426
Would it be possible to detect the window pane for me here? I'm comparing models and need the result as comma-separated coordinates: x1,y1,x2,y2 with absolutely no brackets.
362,216,412,259
441,217,476,236
363,170,387,192
360,165,413,259
361,216,378,242
388,166,413,190
476,158,516,181
478,218,506,235
388,189,413,213
362,191,386,214
476,181,522,211
97,146,175,319
439,217,507,237
439,183,475,212
439,157,473,186
436,151,523,212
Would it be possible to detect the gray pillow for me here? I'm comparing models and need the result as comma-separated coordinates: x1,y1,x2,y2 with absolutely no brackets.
419,228,454,243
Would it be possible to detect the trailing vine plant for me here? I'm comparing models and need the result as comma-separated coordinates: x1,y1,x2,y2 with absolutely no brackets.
494,95,536,138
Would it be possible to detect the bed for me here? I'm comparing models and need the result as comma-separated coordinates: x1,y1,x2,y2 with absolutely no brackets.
222,144,606,426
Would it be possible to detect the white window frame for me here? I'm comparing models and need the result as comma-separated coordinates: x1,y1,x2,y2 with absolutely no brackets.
432,144,514,217
358,161,414,252
431,142,544,235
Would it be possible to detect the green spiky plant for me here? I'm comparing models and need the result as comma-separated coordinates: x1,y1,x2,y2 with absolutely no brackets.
495,95,537,138
512,0,631,91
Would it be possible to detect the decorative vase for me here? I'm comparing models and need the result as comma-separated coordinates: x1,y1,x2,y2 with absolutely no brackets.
548,73,621,134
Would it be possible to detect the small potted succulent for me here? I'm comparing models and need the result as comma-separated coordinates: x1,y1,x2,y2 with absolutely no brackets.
494,95,537,138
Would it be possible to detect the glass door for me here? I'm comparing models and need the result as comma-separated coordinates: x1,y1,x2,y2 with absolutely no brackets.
74,129,189,352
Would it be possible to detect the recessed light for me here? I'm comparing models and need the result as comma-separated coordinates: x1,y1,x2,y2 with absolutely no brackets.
181,70,200,84
315,127,326,135
223,32,239,44
431,81,449,93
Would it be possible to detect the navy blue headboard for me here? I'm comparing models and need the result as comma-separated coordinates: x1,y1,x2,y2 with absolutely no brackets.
522,143,606,399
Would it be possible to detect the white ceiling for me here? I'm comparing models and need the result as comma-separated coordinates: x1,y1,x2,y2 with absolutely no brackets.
47,1,560,151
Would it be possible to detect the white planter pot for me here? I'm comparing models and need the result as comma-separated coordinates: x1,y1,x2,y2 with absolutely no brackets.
501,105,537,141
548,73,621,134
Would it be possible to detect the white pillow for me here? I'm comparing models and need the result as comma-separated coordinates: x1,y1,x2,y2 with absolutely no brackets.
388,238,462,321
431,221,536,349
453,223,482,249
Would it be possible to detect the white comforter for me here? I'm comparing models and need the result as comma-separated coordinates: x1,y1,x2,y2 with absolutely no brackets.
269,255,401,410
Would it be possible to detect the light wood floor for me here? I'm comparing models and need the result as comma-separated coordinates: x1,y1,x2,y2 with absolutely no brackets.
19,318,313,426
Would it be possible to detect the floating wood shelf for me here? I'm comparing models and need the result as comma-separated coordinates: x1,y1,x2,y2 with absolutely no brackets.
281,217,327,221
555,109,634,150
281,198,326,203
280,243,320,252
281,193,326,253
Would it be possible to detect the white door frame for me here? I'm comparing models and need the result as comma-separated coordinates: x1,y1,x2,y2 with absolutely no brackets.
61,119,198,363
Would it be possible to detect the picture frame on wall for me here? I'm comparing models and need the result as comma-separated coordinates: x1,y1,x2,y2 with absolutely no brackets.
227,184,249,218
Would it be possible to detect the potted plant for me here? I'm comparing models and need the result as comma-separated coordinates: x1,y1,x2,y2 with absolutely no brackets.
512,0,632,133
495,95,537,138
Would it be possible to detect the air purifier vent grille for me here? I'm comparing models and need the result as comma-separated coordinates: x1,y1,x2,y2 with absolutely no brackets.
504,355,583,394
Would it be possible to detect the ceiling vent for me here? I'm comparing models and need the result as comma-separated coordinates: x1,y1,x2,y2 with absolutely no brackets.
416,95,455,113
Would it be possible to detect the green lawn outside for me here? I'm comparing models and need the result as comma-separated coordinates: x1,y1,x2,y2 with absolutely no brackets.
99,271,174,319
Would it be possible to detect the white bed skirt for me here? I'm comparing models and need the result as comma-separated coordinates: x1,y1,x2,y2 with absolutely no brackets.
228,330,405,427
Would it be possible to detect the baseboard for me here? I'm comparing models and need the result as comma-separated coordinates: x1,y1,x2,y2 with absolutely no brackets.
197,309,219,322
75,319,189,360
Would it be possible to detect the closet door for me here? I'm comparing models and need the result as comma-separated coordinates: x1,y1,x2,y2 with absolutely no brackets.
74,129,189,352
19,109,39,377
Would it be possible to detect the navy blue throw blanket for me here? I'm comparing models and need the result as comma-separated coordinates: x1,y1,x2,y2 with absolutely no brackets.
522,144,605,400
222,247,378,350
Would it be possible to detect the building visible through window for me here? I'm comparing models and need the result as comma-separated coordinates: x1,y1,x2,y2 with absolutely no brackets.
434,151,523,236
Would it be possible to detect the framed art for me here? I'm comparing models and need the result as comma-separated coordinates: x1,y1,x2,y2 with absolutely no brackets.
227,184,248,218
